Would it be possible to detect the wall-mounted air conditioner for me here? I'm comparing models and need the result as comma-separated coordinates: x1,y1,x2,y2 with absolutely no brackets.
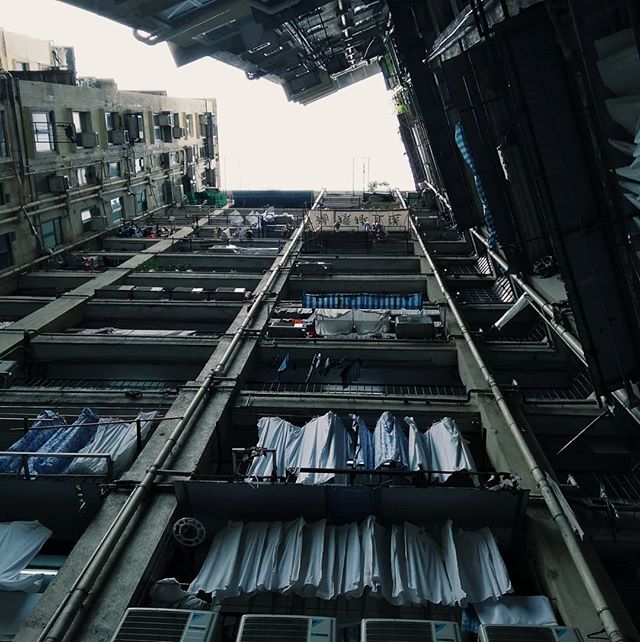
236,615,336,642
479,626,584,642
362,619,461,642
108,129,129,145
48,175,70,193
158,113,172,127
172,126,185,139
111,608,219,642
76,132,99,148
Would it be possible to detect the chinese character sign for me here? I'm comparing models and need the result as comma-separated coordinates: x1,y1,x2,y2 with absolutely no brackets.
307,209,408,231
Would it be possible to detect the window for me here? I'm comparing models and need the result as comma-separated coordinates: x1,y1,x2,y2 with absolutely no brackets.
153,113,161,141
15,61,30,71
72,111,92,134
0,233,12,269
172,112,180,127
185,113,193,137
134,189,147,214
0,112,7,158
136,157,145,174
108,162,119,178
193,145,199,161
77,167,88,186
41,217,63,250
81,208,92,230
134,114,144,140
32,111,55,152
110,197,123,223
169,151,178,166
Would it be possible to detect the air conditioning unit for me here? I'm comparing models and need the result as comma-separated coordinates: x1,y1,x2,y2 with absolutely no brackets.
236,615,336,642
361,619,461,642
172,126,185,138
0,360,18,388
158,114,172,127
108,129,129,145
479,626,584,642
48,175,70,193
111,608,219,642
76,132,99,148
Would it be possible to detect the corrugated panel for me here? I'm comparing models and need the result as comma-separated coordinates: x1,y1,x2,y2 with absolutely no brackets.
113,610,189,642
238,617,308,642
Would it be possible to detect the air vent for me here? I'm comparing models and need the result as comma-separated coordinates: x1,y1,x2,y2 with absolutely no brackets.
111,608,218,642
236,615,335,642
362,619,460,642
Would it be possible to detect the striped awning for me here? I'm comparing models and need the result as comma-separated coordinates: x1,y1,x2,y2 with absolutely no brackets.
303,293,423,310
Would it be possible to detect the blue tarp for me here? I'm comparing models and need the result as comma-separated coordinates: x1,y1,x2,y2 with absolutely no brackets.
303,293,422,310
454,122,498,248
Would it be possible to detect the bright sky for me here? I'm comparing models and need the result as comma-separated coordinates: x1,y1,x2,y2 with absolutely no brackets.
3,0,414,191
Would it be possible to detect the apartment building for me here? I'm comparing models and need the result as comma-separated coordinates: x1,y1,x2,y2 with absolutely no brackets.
0,62,219,293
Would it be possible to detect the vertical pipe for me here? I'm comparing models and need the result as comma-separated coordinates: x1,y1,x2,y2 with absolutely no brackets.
412,217,627,641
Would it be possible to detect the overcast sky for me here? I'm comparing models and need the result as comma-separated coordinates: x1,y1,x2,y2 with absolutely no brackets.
3,0,414,191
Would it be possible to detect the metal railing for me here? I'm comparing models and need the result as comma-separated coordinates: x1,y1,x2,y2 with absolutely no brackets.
0,451,114,481
13,378,183,391
246,381,467,398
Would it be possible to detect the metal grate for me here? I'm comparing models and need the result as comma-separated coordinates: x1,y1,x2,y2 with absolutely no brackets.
238,617,308,642
442,256,492,276
523,369,593,402
454,275,515,304
247,381,467,398
482,626,557,642
113,610,189,642
364,620,434,642
485,322,549,345
596,472,640,503
13,378,182,391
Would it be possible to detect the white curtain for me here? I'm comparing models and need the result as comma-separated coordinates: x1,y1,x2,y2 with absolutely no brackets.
68,411,157,477
0,521,52,592
189,517,511,607
454,526,512,603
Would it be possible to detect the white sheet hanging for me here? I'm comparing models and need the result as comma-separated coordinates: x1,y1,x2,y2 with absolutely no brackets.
454,527,512,603
353,310,391,335
474,595,557,625
314,309,354,336
68,411,157,477
296,412,350,485
405,417,430,471
0,521,52,592
424,417,476,483
390,522,456,606
189,517,511,607
373,412,408,469
245,417,303,479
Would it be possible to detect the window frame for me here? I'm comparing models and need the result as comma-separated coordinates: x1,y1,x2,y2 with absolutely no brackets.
32,111,55,153
41,217,63,250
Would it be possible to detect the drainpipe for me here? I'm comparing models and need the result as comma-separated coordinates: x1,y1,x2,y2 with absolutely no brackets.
470,227,640,427
412,217,628,641
36,193,325,642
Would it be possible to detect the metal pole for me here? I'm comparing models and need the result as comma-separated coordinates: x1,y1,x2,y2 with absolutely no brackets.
470,228,640,427
37,192,325,642
412,217,627,641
